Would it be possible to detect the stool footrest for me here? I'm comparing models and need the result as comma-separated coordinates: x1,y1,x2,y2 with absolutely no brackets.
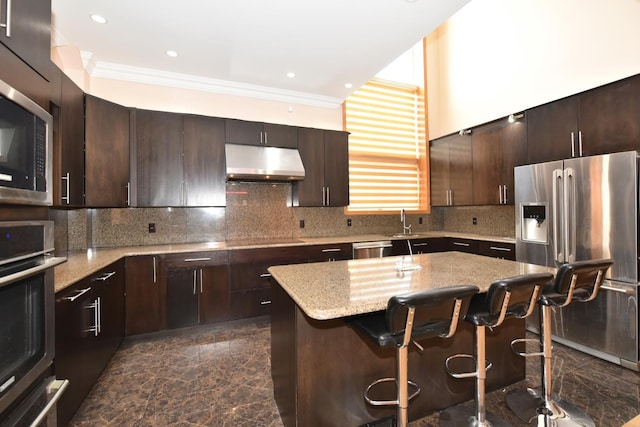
444,354,492,379
510,338,544,358
364,378,420,407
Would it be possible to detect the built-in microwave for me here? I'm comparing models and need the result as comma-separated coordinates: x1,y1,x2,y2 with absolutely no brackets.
0,78,52,206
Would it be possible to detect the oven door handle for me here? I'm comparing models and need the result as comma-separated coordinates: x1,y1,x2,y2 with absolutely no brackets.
0,256,66,287
29,379,69,427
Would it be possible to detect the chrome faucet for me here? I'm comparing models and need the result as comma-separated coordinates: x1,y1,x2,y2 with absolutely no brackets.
400,209,412,235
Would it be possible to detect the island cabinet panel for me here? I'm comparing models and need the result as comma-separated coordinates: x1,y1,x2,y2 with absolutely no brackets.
430,133,473,206
228,246,310,320
125,255,161,336
294,128,349,207
270,283,525,427
183,115,226,206
163,251,230,329
55,261,125,426
225,118,298,148
85,95,131,207
133,109,184,206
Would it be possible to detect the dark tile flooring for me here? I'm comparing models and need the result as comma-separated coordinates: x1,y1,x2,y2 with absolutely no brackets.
70,317,640,427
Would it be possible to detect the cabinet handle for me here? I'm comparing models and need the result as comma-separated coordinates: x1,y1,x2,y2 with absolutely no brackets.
260,273,272,278
184,257,211,262
326,187,330,206
126,182,130,206
322,187,326,206
453,242,470,247
192,270,197,295
600,284,635,295
489,246,512,252
412,242,429,247
64,287,91,302
571,132,575,157
498,185,503,204
0,0,12,37
264,131,268,145
321,248,341,253
260,300,272,305
578,131,583,157
61,173,70,204
97,297,101,334
92,271,116,281
87,297,100,336
503,185,508,204
152,257,157,283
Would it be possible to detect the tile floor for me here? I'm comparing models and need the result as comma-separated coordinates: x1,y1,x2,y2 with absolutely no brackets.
70,317,640,427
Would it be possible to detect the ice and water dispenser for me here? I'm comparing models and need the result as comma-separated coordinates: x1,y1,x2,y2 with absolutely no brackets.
521,204,548,243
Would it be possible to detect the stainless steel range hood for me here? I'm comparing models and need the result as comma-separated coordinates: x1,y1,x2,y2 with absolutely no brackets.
225,143,305,181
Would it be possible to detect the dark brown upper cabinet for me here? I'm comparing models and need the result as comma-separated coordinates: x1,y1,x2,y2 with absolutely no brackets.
294,128,349,207
183,115,226,207
133,110,184,207
85,95,130,207
527,74,640,163
225,119,297,148
472,118,526,205
430,132,473,206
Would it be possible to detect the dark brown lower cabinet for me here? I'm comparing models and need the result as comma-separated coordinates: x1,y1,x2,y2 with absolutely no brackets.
477,241,516,260
163,251,229,329
55,261,125,426
124,256,160,335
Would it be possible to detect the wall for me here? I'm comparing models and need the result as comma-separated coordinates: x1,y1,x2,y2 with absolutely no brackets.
426,0,640,139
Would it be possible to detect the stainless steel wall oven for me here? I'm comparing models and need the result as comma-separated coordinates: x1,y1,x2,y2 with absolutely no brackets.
0,221,66,426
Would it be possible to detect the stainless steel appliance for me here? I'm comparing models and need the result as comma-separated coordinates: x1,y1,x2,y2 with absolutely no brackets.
0,221,67,425
515,150,639,370
0,78,52,206
352,240,393,259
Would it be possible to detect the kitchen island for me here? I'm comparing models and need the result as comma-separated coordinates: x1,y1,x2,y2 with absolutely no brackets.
268,251,553,427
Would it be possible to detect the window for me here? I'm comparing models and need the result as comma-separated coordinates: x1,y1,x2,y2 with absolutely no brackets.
344,78,428,214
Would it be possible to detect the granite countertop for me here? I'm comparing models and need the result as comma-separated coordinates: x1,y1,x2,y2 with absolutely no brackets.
268,251,552,321
53,232,516,293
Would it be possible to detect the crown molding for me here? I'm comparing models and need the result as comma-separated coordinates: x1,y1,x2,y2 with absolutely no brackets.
87,59,343,109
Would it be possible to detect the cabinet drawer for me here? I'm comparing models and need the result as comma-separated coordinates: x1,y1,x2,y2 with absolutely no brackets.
304,243,352,262
448,238,479,253
229,289,272,320
477,241,516,260
163,251,228,268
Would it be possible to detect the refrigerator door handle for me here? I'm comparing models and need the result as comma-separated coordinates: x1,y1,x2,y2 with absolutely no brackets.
552,169,564,263
564,167,576,262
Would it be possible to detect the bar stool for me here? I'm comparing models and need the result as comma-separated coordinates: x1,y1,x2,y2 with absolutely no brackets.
440,272,554,427
349,285,479,427
505,259,613,426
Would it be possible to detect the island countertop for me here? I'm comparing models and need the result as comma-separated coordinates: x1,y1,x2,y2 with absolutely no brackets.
268,251,554,321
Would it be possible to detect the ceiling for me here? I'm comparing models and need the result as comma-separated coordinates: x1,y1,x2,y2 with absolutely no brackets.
51,0,471,107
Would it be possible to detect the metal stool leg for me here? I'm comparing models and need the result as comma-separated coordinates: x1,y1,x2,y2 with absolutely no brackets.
506,305,595,426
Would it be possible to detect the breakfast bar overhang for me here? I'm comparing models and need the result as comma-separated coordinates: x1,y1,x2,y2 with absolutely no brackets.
268,252,553,427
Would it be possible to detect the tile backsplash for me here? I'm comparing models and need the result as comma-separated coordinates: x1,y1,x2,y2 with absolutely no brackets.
53,183,515,251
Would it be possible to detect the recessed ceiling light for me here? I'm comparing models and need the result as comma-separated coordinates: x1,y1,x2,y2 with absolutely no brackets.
166,50,178,58
90,14,107,24
345,83,353,89
286,72,296,78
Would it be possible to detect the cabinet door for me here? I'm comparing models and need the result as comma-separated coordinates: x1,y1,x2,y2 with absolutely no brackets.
472,127,503,205
429,138,450,206
229,289,272,320
263,123,298,148
135,110,183,206
91,262,125,369
199,265,230,324
183,115,226,206
578,75,640,156
125,256,160,336
165,268,199,329
55,281,97,426
527,96,578,163
85,95,130,207
501,118,527,205
449,133,473,205
225,119,263,145
295,127,325,206
56,73,84,206
0,0,51,80
323,130,349,206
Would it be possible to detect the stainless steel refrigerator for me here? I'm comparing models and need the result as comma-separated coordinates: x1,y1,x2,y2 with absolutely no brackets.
515,150,639,370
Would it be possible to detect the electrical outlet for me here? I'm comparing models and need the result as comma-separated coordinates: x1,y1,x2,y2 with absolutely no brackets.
419,217,423,225
472,217,477,225
299,219,305,229
148,223,156,233
347,219,352,226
